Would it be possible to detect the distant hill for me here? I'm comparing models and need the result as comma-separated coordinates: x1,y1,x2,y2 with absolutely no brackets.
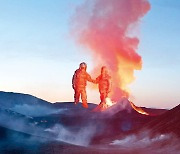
0,91,64,116
0,91,51,108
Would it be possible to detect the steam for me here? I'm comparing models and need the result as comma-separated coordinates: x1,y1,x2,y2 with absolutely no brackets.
111,133,171,147
72,0,151,101
0,110,52,139
0,110,53,152
45,124,96,147
110,132,180,154
0,105,97,147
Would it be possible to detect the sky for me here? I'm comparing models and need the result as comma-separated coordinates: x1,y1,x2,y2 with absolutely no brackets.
0,0,179,109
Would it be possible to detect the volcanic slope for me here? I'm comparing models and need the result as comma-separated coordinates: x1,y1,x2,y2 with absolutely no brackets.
35,98,167,145
142,104,180,137
0,91,63,116
1,91,177,153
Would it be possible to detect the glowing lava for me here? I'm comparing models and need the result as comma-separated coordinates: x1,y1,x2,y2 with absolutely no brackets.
105,97,114,107
93,98,114,111
93,98,150,116
130,101,149,115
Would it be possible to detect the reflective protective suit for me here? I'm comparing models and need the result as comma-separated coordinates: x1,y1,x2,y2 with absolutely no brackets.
96,73,111,103
72,68,94,107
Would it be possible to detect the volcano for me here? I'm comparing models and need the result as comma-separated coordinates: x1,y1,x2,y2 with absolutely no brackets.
0,91,179,153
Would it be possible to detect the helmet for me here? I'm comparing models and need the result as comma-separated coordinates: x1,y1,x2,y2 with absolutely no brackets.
79,62,87,70
101,66,108,74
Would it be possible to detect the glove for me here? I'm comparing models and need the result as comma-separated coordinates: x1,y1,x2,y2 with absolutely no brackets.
93,80,97,84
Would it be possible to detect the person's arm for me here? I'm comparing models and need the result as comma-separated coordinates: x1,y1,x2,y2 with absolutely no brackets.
72,71,76,89
95,75,100,84
86,73,96,83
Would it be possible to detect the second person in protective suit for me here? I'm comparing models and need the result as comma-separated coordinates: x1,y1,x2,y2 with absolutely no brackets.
72,62,95,108
95,66,112,104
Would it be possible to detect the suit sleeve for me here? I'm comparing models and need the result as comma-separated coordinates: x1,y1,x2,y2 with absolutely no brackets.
95,75,100,84
86,73,95,83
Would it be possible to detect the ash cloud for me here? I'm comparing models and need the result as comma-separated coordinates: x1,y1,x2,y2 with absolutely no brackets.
72,0,151,100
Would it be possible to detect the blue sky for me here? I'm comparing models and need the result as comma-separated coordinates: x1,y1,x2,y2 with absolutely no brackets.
0,0,179,108
131,0,180,108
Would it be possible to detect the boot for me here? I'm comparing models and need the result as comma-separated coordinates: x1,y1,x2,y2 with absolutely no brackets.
74,101,79,105
74,99,79,105
82,102,88,108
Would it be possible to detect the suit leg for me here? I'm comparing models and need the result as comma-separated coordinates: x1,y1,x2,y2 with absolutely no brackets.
74,88,80,104
81,88,88,108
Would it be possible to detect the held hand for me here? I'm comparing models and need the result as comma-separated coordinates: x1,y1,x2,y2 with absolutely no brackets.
92,79,97,84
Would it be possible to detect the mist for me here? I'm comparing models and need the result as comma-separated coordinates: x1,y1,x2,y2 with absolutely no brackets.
45,124,96,147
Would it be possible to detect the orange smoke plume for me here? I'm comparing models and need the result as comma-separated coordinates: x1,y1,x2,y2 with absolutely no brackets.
72,0,151,101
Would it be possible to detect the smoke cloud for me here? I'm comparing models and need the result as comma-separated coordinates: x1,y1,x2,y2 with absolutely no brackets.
72,0,151,101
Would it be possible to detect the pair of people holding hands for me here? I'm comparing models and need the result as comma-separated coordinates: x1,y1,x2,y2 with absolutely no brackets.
72,62,111,108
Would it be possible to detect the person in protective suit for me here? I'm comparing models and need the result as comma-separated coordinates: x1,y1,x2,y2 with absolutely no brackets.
95,66,111,104
72,62,95,108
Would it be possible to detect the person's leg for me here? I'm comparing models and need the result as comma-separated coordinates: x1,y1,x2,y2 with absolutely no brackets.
100,92,106,103
104,91,108,99
81,88,88,108
74,88,80,104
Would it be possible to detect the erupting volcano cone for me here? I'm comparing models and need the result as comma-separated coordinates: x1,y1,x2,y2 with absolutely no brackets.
93,97,150,116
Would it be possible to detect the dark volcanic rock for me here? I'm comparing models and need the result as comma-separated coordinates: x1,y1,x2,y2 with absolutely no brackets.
143,104,180,137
